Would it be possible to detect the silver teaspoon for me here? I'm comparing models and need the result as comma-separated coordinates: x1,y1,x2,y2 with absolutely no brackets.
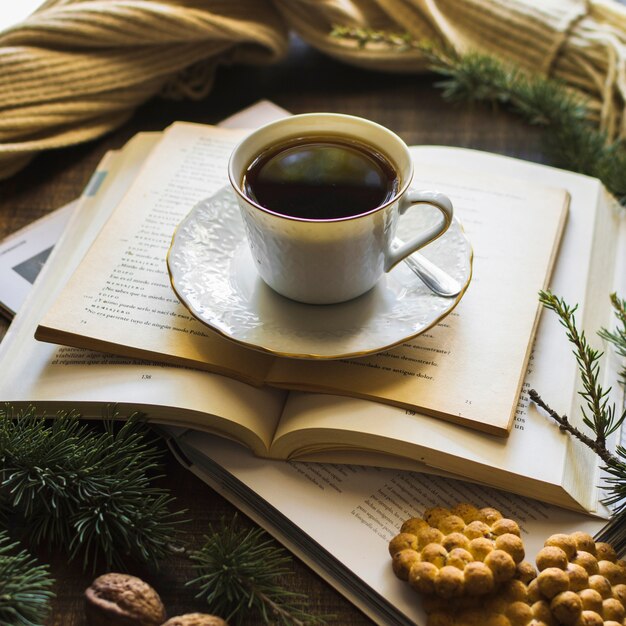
393,238,463,297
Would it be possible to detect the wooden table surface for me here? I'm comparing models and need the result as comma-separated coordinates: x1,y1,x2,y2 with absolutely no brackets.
0,37,546,626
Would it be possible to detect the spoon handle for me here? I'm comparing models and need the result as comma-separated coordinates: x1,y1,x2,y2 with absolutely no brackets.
402,250,463,298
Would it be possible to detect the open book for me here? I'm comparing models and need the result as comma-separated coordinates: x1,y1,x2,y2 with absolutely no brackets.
34,121,568,437
1,102,623,513
165,428,608,626
0,200,74,318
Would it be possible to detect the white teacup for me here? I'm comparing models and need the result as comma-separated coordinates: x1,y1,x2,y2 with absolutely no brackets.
228,113,453,305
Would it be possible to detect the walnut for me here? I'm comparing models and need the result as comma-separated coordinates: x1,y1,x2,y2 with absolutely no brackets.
161,616,228,626
85,573,166,626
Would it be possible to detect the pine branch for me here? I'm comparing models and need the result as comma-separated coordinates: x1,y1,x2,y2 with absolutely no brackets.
600,449,626,513
0,405,186,571
599,294,626,385
187,517,327,625
0,530,54,626
531,291,626,513
537,291,623,445
528,389,619,466
329,26,626,204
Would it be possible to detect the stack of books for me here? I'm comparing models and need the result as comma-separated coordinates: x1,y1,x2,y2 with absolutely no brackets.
0,101,624,625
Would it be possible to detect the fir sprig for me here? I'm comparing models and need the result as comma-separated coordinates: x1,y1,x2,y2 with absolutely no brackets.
529,291,626,512
537,291,623,446
330,26,626,204
0,530,54,626
188,518,327,625
599,294,626,385
2,410,325,623
0,406,186,571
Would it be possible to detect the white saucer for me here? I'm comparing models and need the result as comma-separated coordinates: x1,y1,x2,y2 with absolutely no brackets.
167,186,472,359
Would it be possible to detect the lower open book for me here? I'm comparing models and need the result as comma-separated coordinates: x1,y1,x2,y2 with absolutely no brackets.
163,426,608,626
0,99,624,624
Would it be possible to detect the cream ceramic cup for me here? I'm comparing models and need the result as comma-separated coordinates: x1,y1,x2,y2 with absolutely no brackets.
228,113,453,305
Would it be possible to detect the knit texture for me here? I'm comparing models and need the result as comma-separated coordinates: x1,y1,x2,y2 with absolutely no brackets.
0,0,624,179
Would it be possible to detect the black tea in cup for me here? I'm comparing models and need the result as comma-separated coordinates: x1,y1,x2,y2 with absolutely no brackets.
242,135,400,220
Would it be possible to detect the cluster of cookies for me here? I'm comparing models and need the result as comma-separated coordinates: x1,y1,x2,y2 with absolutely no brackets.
388,503,626,626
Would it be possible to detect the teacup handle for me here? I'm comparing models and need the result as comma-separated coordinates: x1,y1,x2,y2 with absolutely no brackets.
384,189,454,272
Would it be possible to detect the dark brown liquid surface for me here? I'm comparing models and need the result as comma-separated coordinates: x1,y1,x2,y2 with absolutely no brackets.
243,136,398,220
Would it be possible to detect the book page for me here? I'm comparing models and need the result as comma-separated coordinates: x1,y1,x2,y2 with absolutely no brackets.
270,149,624,513
38,121,566,436
38,123,276,386
267,163,568,436
176,430,605,626
0,200,74,318
28,118,624,510
0,135,286,456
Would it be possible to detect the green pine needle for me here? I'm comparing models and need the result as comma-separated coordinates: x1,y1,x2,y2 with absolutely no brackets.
188,517,327,625
532,291,626,513
0,530,54,626
599,294,626,386
0,406,186,571
330,26,626,205
538,290,622,444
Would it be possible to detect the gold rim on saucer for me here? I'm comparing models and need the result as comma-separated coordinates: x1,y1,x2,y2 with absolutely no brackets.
167,185,473,360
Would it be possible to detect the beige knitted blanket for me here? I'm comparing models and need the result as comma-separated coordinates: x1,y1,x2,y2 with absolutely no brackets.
1,0,624,179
